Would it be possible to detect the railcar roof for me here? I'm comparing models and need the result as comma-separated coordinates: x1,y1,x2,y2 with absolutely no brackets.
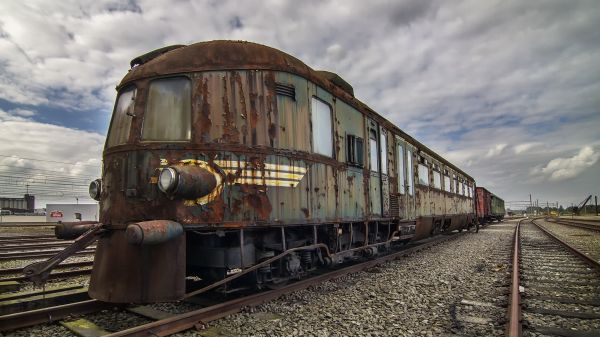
120,40,474,181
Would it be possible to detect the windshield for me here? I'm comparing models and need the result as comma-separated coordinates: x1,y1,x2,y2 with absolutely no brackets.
142,77,191,141
106,86,136,148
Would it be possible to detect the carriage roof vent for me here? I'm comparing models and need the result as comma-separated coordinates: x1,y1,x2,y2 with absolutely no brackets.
130,44,187,68
316,71,354,97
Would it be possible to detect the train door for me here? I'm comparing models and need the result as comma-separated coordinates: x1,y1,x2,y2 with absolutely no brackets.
404,142,417,219
395,137,407,219
380,126,390,217
367,120,381,216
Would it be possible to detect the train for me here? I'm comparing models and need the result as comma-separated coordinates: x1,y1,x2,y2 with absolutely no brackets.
475,187,505,223
26,41,502,304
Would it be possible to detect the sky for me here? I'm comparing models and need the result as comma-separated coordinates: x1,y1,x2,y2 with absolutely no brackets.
0,0,599,210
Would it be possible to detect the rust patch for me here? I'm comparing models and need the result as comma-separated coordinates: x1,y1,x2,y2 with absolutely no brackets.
236,73,248,145
221,74,240,143
197,77,212,143
300,207,309,218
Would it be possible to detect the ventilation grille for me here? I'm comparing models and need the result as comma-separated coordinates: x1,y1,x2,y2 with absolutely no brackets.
389,194,399,217
275,83,296,100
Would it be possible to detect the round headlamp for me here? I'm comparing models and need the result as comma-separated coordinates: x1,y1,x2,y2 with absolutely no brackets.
158,167,178,193
89,179,102,201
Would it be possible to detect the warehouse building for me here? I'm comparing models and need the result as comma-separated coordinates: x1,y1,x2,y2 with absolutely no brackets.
0,194,35,213
46,204,99,222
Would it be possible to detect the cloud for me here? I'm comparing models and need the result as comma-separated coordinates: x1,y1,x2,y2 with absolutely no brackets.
0,0,598,208
0,108,103,206
485,144,507,158
514,142,541,155
10,108,36,117
536,146,599,181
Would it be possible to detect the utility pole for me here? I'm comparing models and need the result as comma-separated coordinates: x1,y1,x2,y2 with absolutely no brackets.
596,196,598,216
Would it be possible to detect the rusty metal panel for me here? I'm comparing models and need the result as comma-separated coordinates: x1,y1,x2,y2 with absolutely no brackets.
274,72,310,152
338,168,365,219
264,155,310,222
306,162,336,221
194,71,276,147
89,230,185,303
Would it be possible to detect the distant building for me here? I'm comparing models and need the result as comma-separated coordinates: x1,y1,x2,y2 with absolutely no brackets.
46,204,99,222
0,194,35,213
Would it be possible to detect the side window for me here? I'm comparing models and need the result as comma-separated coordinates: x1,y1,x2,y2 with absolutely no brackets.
346,135,364,167
397,143,405,194
433,170,441,189
380,130,387,174
311,97,333,157
106,86,136,148
444,171,451,192
369,129,378,172
453,175,458,194
417,163,429,186
142,77,191,141
407,149,414,195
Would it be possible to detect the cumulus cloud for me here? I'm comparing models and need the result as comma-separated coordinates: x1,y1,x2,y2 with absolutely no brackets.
0,0,599,207
535,146,599,181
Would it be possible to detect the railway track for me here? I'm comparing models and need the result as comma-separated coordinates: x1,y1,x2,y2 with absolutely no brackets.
1,231,465,334
507,219,600,337
0,222,57,227
546,218,600,232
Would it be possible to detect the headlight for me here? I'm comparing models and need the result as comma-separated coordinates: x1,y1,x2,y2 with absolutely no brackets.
158,167,178,193
89,179,102,201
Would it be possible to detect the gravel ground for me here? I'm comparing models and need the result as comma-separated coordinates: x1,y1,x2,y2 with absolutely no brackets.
169,221,516,337
535,219,600,262
1,221,519,337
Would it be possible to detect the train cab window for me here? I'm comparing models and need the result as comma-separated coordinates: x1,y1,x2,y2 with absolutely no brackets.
407,149,414,195
106,86,136,147
417,164,429,186
142,77,191,141
311,97,333,157
369,129,378,172
380,131,387,174
346,135,364,167
397,144,405,194
444,174,451,192
433,170,441,189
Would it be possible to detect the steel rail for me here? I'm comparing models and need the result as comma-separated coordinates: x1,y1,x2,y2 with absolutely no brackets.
532,219,600,273
0,223,57,227
0,249,95,261
506,219,523,337
0,261,93,277
0,242,76,252
0,299,112,331
0,235,56,240
107,232,464,337
1,268,92,283
546,218,600,233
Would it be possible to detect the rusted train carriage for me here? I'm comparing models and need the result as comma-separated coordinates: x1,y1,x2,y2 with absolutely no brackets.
30,41,476,303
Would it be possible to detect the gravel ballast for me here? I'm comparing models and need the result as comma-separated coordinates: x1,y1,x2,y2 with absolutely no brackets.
174,221,516,337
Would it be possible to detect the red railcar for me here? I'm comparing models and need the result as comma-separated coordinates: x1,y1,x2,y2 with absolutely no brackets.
476,187,491,224
476,187,504,223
